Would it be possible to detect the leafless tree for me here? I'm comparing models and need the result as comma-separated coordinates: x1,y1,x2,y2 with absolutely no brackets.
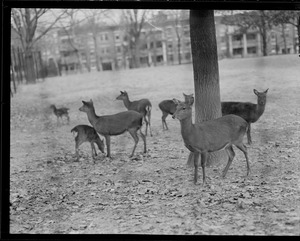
11,8,68,83
122,9,148,68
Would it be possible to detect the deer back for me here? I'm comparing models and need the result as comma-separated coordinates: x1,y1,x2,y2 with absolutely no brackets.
182,115,248,153
94,111,143,136
159,100,177,114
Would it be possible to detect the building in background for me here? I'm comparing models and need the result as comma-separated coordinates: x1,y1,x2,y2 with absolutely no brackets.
44,11,299,74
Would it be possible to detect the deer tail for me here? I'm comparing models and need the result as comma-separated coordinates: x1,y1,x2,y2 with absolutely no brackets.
186,152,195,167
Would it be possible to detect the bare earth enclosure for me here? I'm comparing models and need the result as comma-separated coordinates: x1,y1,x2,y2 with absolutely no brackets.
10,54,300,235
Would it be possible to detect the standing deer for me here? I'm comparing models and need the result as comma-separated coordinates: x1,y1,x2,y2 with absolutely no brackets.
159,93,194,130
116,91,152,136
50,104,70,124
79,99,146,158
172,99,250,185
221,88,268,144
71,125,105,162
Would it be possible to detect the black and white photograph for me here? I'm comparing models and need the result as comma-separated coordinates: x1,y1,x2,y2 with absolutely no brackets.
4,1,300,236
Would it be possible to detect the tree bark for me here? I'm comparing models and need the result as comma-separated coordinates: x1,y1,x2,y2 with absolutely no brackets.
189,10,226,167
24,51,36,84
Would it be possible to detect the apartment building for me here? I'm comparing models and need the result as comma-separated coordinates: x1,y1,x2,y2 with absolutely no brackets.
55,13,298,72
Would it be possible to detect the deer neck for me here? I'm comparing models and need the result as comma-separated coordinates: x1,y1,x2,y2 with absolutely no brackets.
86,108,99,126
123,96,132,109
256,100,266,117
179,114,194,142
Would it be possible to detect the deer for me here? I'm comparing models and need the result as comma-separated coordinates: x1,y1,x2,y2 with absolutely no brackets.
221,88,269,145
172,99,250,185
50,104,70,124
159,93,194,130
116,91,152,136
79,99,146,158
71,125,105,162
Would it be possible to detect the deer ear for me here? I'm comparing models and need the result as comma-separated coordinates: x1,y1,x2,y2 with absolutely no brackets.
265,88,269,93
90,99,93,103
82,100,86,105
173,98,180,105
120,91,123,94
253,89,259,95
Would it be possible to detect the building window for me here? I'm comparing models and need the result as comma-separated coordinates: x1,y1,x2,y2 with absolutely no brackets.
156,41,162,48
247,33,256,41
116,46,122,53
157,55,163,63
141,43,147,50
168,54,173,62
232,34,242,41
166,27,173,38
183,26,190,37
115,33,120,41
185,52,191,60
185,41,190,47
233,48,243,55
247,47,256,54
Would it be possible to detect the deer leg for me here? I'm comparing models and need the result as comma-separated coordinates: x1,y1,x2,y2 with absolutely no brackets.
91,142,97,157
147,111,153,136
104,135,111,158
75,141,80,161
128,128,139,157
143,116,149,136
90,142,97,164
200,152,208,186
222,145,235,178
193,152,200,184
236,143,250,176
186,152,194,167
66,114,70,124
247,123,252,145
139,129,147,153
162,112,169,130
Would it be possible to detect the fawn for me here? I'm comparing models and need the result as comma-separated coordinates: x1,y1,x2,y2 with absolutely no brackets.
221,88,269,144
50,104,70,124
159,93,194,130
71,125,105,162
172,99,250,185
79,99,146,158
116,91,152,136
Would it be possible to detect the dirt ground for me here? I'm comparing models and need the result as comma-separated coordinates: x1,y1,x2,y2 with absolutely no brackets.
9,54,300,235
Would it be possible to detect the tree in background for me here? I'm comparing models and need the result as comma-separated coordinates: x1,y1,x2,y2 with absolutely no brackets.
221,10,275,56
58,9,83,74
189,10,226,170
270,11,300,54
122,9,148,68
11,8,67,83
83,9,111,72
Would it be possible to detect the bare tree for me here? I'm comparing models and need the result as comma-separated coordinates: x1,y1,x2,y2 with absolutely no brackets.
270,10,300,54
58,9,84,74
221,10,275,56
11,8,67,83
82,9,111,72
122,9,148,68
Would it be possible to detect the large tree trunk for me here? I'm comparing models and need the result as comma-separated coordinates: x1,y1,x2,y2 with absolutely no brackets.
260,11,268,56
189,10,226,168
